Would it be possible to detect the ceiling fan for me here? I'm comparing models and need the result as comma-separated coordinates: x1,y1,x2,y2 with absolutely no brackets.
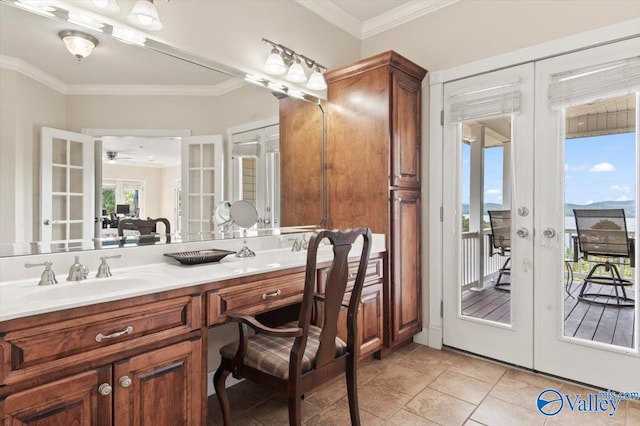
104,150,132,164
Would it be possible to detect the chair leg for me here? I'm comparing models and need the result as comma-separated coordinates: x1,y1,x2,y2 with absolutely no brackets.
346,357,361,426
213,365,232,426
288,395,302,426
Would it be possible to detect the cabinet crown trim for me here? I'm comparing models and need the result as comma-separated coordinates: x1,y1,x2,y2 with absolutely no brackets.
325,50,427,83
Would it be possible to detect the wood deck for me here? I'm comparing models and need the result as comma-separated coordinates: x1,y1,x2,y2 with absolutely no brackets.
461,279,636,348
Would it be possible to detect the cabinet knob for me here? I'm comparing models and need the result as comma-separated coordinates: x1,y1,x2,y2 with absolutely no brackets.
98,383,112,396
119,375,132,388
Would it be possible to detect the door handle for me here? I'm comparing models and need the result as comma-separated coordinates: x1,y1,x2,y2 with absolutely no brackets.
43,219,51,226
516,228,529,238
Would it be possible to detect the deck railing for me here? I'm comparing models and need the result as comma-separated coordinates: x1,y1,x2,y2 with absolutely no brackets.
461,228,635,288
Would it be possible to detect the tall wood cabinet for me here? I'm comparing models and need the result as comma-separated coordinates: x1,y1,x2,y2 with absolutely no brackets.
325,51,427,349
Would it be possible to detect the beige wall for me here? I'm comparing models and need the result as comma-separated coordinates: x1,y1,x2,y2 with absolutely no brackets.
0,69,66,245
65,84,278,136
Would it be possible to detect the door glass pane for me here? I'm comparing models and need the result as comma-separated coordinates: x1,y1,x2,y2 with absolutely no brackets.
69,141,83,166
460,117,512,324
202,143,215,168
241,157,257,206
189,145,200,168
69,196,82,220
563,93,637,349
52,166,66,192
189,170,201,193
69,168,83,193
52,138,67,164
203,170,214,194
52,195,66,221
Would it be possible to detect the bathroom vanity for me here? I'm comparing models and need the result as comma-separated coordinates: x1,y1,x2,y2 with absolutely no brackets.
0,244,385,425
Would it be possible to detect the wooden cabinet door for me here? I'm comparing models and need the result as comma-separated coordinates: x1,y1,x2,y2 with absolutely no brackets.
0,367,112,426
390,190,421,343
358,283,384,358
114,338,203,426
391,71,422,189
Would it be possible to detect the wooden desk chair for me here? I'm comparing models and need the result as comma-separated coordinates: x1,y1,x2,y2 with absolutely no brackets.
117,217,171,246
214,228,372,426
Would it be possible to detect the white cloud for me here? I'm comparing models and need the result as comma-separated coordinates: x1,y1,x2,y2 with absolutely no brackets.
589,162,616,172
486,189,501,195
565,163,589,172
609,184,630,193
616,195,630,202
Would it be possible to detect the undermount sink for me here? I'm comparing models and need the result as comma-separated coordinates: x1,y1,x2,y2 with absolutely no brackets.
23,273,166,302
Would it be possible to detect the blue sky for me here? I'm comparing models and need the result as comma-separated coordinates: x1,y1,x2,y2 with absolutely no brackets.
461,132,636,206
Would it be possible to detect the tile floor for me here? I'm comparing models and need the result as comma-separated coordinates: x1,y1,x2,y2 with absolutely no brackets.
207,343,640,425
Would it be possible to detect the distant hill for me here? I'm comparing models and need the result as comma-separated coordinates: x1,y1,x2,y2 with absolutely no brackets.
461,201,635,217
565,200,635,217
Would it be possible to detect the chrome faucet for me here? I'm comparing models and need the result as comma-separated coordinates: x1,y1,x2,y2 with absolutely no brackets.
96,254,122,278
25,261,58,286
67,256,89,281
289,235,308,252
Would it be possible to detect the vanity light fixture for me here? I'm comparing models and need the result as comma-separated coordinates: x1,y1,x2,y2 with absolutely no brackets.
262,38,327,90
127,0,163,31
90,0,120,13
59,30,99,62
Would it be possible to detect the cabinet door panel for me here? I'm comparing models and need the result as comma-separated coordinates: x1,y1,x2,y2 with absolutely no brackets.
391,72,422,189
0,367,111,426
359,284,383,358
114,339,202,426
391,190,421,343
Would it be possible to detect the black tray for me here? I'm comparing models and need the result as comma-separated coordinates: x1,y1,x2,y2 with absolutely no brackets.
164,249,235,265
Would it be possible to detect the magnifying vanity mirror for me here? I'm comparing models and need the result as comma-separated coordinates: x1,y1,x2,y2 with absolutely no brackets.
0,1,326,257
229,200,259,258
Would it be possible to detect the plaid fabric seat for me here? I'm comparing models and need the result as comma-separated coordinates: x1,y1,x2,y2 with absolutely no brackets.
220,321,347,379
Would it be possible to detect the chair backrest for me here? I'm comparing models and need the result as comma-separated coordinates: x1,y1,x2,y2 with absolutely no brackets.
117,218,171,245
488,210,511,252
292,228,372,375
573,209,630,258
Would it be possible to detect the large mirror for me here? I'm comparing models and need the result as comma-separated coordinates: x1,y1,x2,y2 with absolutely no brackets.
0,1,326,256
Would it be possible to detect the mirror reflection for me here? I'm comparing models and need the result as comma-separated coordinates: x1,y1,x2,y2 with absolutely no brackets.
0,2,325,257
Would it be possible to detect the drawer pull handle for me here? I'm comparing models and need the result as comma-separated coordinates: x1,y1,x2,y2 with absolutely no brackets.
261,289,281,300
95,326,133,342
98,383,112,396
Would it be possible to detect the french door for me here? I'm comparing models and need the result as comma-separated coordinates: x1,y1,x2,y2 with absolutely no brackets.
534,39,639,391
443,63,535,367
442,38,639,390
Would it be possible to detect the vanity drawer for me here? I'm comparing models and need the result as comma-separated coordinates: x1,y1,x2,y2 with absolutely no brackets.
317,257,383,293
207,272,306,326
0,295,201,386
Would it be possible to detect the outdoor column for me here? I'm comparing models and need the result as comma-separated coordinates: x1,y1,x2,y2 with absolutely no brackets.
469,123,485,289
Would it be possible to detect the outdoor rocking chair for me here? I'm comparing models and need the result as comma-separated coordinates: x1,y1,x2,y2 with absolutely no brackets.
573,208,635,307
488,210,512,291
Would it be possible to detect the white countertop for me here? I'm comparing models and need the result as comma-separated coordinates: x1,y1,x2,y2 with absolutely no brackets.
0,239,385,323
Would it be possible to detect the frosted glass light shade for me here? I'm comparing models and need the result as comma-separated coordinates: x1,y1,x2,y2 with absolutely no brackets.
263,48,287,75
286,59,307,83
128,0,163,31
59,31,98,60
306,67,327,91
91,0,119,13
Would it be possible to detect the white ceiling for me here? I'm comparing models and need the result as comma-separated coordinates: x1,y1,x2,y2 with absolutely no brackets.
296,0,460,39
101,136,181,167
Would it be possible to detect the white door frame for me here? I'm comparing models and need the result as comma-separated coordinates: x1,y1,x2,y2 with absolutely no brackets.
425,18,640,350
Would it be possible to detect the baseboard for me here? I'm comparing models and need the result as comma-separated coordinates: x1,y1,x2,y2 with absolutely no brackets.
412,329,429,346
427,325,442,349
207,371,243,397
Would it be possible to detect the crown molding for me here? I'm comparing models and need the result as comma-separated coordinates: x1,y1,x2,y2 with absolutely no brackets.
0,55,68,94
0,55,247,96
296,0,459,40
295,0,362,39
66,78,248,96
362,0,460,39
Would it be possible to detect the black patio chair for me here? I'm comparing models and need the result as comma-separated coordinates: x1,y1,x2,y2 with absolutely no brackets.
573,209,635,307
488,210,511,291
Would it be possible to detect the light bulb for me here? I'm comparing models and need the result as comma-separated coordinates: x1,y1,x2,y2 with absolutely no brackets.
306,67,327,91
286,58,306,83
127,0,163,31
263,47,287,75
